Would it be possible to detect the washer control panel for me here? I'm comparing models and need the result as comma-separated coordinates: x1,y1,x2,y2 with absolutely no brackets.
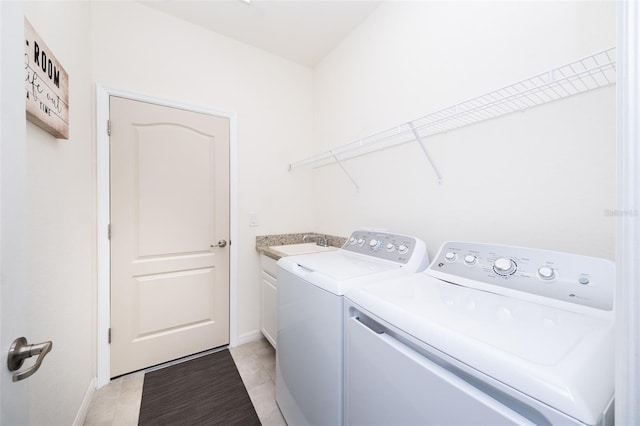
428,241,615,312
342,230,423,265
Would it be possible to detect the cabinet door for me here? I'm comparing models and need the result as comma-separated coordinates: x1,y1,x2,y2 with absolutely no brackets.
261,271,277,348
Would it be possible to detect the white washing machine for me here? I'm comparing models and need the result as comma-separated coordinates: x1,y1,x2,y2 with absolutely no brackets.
344,241,615,426
275,230,430,426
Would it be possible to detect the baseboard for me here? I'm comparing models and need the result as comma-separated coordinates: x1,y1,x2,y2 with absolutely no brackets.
234,330,264,347
72,377,96,426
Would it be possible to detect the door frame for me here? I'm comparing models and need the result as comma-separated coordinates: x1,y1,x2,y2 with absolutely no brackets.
95,84,238,387
615,1,640,422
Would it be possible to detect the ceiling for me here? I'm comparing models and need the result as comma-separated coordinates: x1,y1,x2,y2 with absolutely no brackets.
141,1,381,68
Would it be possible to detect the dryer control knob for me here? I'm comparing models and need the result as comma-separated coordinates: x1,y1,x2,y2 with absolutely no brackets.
369,239,381,250
493,258,516,276
385,243,396,252
538,266,555,280
349,237,357,245
398,244,409,254
357,238,365,246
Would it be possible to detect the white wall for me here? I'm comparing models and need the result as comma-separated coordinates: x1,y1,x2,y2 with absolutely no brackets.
22,2,95,424
90,1,316,338
312,1,617,260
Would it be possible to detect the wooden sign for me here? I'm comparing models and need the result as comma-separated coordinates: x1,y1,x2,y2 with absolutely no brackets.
24,18,69,139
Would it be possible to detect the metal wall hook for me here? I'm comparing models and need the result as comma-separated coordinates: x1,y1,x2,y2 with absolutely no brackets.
7,337,53,382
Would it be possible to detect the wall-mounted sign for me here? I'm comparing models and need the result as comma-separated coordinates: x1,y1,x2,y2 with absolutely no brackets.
24,18,69,139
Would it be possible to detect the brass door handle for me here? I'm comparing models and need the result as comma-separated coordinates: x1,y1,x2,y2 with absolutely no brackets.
7,337,53,382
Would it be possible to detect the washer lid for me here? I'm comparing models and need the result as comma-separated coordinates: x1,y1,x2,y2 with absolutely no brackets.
345,274,614,425
278,251,402,295
295,251,398,280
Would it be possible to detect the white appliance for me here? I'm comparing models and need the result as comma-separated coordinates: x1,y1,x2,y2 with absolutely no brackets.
344,241,615,426
276,230,430,426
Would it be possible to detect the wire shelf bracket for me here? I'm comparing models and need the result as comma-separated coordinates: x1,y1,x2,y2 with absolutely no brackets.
409,122,443,185
332,151,360,192
288,47,616,187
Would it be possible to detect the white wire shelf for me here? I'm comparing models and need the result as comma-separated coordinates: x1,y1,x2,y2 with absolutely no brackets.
288,47,616,187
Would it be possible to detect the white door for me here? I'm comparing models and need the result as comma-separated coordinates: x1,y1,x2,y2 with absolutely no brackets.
109,96,230,377
1,1,29,423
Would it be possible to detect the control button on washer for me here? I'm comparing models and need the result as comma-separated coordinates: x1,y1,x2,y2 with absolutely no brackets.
357,238,365,246
463,255,477,266
578,277,590,285
444,252,457,262
385,243,396,253
368,239,380,250
538,266,555,280
493,257,516,276
398,245,409,254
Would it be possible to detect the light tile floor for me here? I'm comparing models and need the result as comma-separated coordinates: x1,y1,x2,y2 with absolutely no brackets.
84,338,286,425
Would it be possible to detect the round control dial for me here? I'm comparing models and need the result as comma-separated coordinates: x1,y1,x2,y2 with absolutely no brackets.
368,239,381,250
537,266,555,280
357,238,365,246
493,257,516,276
444,252,457,262
385,243,396,253
398,244,409,254
464,255,477,266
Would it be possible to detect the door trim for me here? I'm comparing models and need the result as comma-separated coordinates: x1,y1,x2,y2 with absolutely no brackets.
615,1,640,422
95,84,238,387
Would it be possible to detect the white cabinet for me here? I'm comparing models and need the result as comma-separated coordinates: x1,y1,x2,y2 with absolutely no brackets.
260,255,278,349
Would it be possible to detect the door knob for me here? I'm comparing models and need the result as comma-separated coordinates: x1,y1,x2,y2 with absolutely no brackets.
211,240,227,248
7,337,53,382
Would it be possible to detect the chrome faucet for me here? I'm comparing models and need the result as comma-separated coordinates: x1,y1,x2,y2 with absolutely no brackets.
302,233,329,247
316,235,329,247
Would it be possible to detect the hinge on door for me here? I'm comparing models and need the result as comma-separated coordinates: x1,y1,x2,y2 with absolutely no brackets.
107,120,111,136
108,224,111,240
108,328,111,344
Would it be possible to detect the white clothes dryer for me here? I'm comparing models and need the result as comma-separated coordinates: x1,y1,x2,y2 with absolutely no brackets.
344,241,615,426
275,230,430,426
